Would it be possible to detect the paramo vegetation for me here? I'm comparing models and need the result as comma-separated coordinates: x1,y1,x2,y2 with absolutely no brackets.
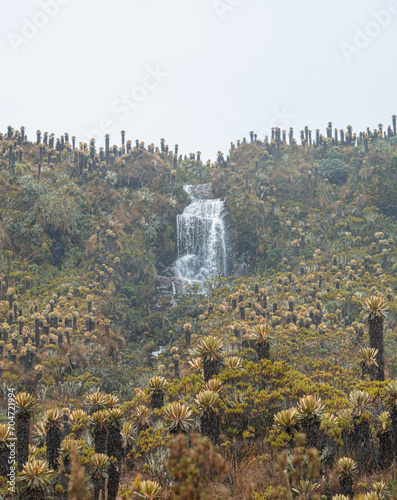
0,117,397,499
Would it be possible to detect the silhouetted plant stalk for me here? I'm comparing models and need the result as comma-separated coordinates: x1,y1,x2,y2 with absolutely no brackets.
196,336,224,382
44,408,63,471
148,376,167,410
15,392,37,471
195,390,220,444
106,408,124,500
363,296,388,381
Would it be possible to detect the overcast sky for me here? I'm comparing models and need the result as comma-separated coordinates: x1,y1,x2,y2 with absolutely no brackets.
0,0,396,161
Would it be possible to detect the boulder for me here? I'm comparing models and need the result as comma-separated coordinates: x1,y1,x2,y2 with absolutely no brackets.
186,183,214,199
156,276,184,295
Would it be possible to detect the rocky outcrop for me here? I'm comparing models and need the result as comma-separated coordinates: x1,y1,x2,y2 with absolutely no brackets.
156,276,184,295
185,183,213,199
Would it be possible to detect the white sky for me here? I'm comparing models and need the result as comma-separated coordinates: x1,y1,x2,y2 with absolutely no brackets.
0,0,396,161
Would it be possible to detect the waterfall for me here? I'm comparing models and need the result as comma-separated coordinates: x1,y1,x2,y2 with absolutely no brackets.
174,184,228,287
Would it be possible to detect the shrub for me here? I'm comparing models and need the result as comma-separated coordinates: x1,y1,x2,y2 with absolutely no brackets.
167,433,226,499
390,135,397,145
318,158,348,185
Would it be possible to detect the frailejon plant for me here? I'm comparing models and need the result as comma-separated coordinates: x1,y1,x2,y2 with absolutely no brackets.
291,479,320,499
121,422,135,470
20,458,55,500
251,323,273,361
195,390,220,444
58,438,81,494
383,380,397,460
204,378,226,397
84,392,107,415
223,356,243,369
88,453,109,500
188,357,203,374
348,390,372,473
131,405,152,434
0,424,11,478
89,410,108,454
335,457,358,497
132,479,162,499
273,408,299,439
363,296,388,381
68,409,88,440
44,408,63,471
376,412,393,470
358,347,378,381
195,336,224,382
296,395,325,449
106,408,124,500
163,402,193,435
15,392,37,471
370,480,390,498
103,393,119,409
147,376,168,410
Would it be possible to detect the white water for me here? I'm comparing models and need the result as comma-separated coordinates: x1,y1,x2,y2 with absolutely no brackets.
174,185,228,287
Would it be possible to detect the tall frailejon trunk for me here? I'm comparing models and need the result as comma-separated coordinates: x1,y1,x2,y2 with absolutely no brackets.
203,359,220,382
378,430,394,470
0,444,8,477
368,316,384,381
150,390,164,410
300,418,322,450
341,426,355,458
93,476,106,500
16,415,30,471
60,458,71,500
340,476,354,497
200,412,220,445
353,417,370,473
46,425,62,470
391,408,397,460
319,435,336,469
25,490,46,500
361,363,377,381
173,358,180,379
256,342,270,361
94,426,107,454
107,427,122,500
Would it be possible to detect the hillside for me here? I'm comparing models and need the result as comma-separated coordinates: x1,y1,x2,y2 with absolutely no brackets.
0,118,397,499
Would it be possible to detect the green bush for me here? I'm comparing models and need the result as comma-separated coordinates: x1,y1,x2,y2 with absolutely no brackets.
390,154,397,168
325,147,341,160
390,135,397,145
317,158,348,185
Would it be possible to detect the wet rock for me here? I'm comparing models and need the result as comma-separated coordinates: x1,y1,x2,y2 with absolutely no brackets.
158,263,175,277
156,276,184,295
186,183,214,199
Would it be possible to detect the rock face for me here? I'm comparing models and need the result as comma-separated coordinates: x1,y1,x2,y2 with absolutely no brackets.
156,276,184,295
185,183,214,199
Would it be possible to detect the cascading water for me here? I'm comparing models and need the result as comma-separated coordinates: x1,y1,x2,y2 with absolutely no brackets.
174,184,228,287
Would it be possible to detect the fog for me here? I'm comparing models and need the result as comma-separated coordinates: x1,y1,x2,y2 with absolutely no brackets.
0,0,396,160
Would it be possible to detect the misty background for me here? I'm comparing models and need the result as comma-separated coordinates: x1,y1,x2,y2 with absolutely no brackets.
0,0,396,160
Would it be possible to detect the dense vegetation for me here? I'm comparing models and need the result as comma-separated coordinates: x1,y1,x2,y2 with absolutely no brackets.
0,117,397,499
